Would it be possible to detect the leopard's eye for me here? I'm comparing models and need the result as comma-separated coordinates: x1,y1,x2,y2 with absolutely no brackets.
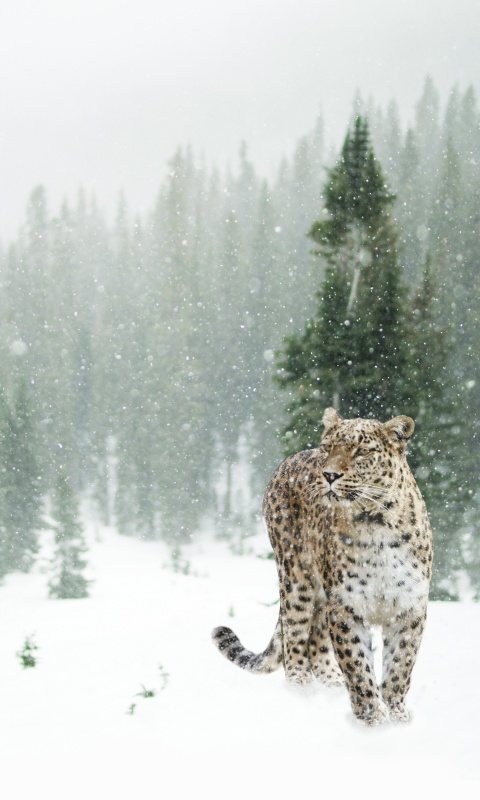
356,446,377,457
319,443,330,454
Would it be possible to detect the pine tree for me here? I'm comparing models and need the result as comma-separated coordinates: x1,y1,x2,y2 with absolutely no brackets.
414,75,441,202
277,116,411,452
277,117,474,598
395,128,425,283
408,257,472,599
49,469,89,599
0,390,10,581
1,379,43,572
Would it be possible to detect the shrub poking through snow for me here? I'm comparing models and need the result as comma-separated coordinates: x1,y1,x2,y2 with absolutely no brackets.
127,665,169,714
17,635,39,669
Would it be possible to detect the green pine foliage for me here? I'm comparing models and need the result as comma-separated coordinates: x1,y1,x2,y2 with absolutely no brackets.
0,379,43,577
17,635,39,669
277,116,472,598
277,116,412,451
49,470,89,600
408,257,472,598
127,665,169,714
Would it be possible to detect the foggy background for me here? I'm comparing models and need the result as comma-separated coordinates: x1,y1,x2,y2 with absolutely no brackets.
1,0,479,241
1,3,480,784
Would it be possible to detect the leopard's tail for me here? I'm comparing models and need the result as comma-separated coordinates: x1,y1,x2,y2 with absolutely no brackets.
211,615,283,674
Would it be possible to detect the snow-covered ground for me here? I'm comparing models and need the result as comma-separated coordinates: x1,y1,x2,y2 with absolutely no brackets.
1,524,479,797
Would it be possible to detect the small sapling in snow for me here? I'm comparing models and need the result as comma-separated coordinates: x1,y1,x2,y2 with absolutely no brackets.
17,635,39,669
158,664,169,691
136,684,156,699
127,664,169,714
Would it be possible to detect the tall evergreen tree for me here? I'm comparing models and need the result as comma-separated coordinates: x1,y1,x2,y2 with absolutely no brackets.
395,128,425,282
277,116,473,597
277,116,411,451
1,379,43,572
0,390,10,580
49,468,89,599
408,257,472,599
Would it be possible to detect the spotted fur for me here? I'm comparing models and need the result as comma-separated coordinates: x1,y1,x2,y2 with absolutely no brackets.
212,408,433,725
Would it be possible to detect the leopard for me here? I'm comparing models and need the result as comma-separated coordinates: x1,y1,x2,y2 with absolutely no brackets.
212,407,433,725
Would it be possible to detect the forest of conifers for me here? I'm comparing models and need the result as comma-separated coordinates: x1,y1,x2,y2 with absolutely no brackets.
0,77,479,598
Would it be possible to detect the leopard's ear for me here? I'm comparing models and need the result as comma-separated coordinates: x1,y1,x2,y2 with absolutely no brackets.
383,415,415,443
322,407,343,434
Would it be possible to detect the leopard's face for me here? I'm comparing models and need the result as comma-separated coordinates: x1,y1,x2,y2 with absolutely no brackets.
317,412,412,507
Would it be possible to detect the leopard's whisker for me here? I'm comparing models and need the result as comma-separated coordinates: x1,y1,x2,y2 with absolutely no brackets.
357,484,392,496
357,490,396,524
354,496,369,512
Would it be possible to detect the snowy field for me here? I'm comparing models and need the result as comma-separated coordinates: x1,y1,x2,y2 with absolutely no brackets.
1,524,479,797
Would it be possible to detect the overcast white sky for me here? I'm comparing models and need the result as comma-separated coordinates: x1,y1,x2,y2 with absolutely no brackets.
1,0,478,241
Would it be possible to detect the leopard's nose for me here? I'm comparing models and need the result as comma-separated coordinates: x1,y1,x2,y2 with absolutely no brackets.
323,470,343,485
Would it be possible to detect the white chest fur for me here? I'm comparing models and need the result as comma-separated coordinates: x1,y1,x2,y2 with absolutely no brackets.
343,540,428,625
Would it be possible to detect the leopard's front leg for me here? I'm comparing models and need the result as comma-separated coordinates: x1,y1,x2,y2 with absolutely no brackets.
328,603,388,725
381,606,427,722
278,559,316,685
308,594,344,686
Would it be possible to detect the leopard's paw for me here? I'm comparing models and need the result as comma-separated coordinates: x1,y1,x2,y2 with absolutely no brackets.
389,704,412,723
313,664,346,687
356,701,389,727
286,669,314,687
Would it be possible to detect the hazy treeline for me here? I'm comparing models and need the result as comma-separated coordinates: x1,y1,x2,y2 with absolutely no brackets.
0,78,479,592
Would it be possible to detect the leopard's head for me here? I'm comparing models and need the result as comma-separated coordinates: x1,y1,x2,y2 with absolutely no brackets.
318,407,414,507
